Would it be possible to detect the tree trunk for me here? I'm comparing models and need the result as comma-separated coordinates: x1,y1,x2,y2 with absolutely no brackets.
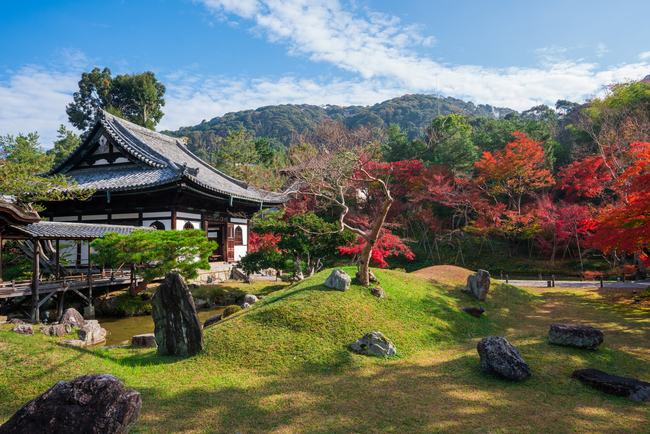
356,197,394,286
130,279,150,296
358,240,376,286
292,255,304,280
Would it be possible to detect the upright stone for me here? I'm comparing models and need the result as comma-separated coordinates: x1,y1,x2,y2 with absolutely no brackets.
465,269,491,301
60,308,86,328
151,273,204,356
0,373,141,433
324,269,351,291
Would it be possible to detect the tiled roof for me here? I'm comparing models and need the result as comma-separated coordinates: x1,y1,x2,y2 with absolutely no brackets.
48,111,286,204
9,221,150,240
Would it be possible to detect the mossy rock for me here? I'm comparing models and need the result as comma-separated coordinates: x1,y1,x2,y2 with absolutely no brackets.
222,305,242,318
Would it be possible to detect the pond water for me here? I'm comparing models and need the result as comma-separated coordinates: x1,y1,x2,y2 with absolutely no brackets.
98,307,225,346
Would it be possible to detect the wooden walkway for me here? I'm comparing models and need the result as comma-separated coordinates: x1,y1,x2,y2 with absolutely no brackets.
0,270,133,320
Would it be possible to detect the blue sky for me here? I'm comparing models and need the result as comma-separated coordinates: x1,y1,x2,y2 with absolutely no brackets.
1,0,649,146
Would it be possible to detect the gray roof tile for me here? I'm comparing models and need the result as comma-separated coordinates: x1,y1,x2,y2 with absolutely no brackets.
10,221,150,239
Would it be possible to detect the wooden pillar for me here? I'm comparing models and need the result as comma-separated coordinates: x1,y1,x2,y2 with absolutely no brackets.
55,239,60,280
87,243,93,306
0,230,3,283
31,240,40,322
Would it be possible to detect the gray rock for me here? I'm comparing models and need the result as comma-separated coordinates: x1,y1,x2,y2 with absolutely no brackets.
465,269,491,301
151,273,204,357
351,331,396,357
476,336,531,381
573,369,650,402
77,322,107,345
549,324,604,350
203,314,222,328
241,302,251,310
12,324,33,336
0,373,141,433
7,318,26,325
324,269,352,291
60,308,86,328
194,298,207,308
370,287,385,298
59,339,86,347
39,324,72,337
243,294,258,304
131,333,157,348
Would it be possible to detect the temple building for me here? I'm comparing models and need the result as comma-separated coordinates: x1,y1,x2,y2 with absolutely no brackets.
40,110,285,265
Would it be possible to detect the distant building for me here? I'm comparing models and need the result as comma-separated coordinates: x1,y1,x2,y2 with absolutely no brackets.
40,110,285,264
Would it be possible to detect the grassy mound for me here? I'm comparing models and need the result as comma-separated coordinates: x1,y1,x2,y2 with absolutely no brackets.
204,266,541,372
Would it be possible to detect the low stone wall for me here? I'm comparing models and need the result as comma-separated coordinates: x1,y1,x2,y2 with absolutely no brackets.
190,267,234,285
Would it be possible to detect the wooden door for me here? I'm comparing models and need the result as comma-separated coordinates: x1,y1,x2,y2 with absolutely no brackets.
226,223,235,262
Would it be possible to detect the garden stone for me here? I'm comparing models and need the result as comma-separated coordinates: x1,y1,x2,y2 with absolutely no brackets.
59,339,86,347
203,314,222,328
572,369,650,402
39,324,71,337
351,331,396,357
131,333,157,348
241,302,251,310
325,269,351,291
194,298,207,308
7,318,26,325
0,315,6,323
243,294,258,304
151,272,204,357
12,324,33,336
60,308,86,328
370,287,385,298
0,373,141,433
476,336,531,381
77,322,107,345
464,269,490,301
549,324,604,350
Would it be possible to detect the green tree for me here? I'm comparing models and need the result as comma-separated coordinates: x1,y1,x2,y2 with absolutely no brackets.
0,132,53,173
47,125,81,166
66,67,166,134
426,114,477,172
214,128,259,176
90,229,216,295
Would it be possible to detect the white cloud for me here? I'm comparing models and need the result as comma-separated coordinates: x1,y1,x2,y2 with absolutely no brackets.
0,65,79,147
640,51,650,60
596,43,608,58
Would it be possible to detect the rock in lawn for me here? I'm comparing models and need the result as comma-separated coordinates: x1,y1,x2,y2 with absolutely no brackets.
77,322,107,345
7,318,26,325
370,287,385,298
39,324,72,337
465,269,491,301
324,269,351,291
60,308,86,328
241,302,251,310
476,336,531,381
351,331,396,357
243,294,258,304
548,324,604,350
0,373,141,433
131,334,157,348
151,272,204,357
12,324,33,336
203,314,222,328
572,369,650,402
59,339,86,347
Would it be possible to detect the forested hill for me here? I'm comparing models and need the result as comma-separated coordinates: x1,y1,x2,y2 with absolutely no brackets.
165,94,514,156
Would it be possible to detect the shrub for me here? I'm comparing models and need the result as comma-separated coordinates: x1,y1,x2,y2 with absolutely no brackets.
222,305,242,318
116,293,152,316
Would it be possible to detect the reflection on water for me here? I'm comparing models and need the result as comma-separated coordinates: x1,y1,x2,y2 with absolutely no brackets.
98,307,225,346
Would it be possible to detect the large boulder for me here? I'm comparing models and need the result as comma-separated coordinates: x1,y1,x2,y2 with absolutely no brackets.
203,314,222,328
7,318,26,325
39,324,72,337
324,269,352,291
0,373,141,433
572,369,650,402
464,269,490,301
549,324,604,350
243,294,258,304
151,273,204,357
131,334,157,348
476,336,531,381
77,322,107,345
60,308,86,328
12,325,33,336
351,331,396,357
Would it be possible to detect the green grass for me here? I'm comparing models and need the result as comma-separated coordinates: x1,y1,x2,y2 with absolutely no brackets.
1,267,649,433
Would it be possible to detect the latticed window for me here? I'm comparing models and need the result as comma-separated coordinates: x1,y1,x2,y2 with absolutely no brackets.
235,226,243,245
183,221,195,230
149,221,165,230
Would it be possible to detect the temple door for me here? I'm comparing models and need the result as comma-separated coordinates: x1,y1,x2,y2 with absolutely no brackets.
226,223,235,262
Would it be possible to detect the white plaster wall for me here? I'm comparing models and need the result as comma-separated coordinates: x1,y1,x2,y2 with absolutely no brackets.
143,219,172,230
176,220,201,230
